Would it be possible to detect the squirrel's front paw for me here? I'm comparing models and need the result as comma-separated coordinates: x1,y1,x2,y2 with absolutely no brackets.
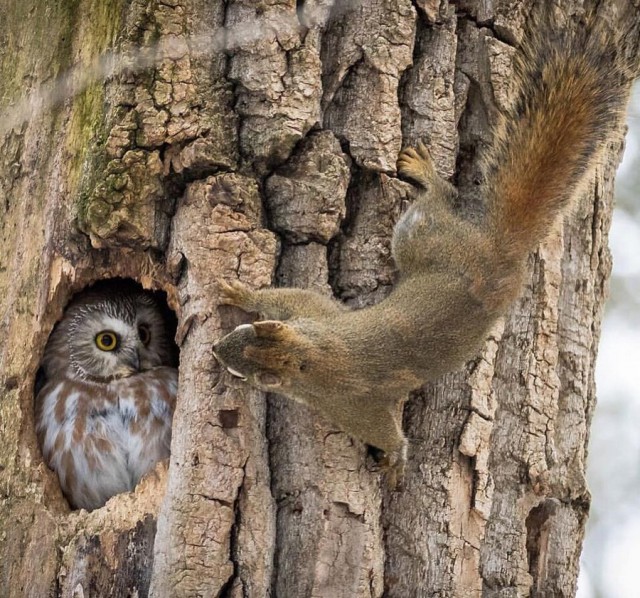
217,279,256,311
397,142,435,189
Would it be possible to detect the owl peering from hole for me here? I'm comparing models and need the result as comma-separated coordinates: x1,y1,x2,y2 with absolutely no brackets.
35,285,178,511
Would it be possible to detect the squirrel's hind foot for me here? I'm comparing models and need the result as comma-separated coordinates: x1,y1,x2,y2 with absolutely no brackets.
397,142,436,189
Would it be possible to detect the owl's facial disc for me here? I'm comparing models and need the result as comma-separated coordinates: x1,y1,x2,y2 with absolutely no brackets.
70,314,154,381
55,289,173,383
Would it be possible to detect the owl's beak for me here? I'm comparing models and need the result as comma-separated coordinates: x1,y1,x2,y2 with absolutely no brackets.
123,350,141,373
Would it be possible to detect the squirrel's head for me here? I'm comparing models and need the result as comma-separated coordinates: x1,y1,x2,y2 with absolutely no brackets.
213,320,321,393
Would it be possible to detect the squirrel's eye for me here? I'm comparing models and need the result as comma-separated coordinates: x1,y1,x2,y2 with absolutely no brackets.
299,362,308,372
138,324,151,346
95,331,118,351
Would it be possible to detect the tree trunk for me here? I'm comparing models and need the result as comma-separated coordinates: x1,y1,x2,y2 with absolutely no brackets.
0,0,633,596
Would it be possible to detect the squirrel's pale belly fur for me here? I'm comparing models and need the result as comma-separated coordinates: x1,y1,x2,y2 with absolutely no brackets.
213,7,638,486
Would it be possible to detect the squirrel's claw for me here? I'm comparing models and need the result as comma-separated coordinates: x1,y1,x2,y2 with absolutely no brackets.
397,142,436,189
369,441,407,491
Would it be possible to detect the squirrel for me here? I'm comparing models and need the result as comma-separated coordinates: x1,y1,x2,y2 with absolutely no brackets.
212,9,638,487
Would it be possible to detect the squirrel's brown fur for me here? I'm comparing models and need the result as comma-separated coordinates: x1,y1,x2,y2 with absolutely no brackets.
213,8,638,486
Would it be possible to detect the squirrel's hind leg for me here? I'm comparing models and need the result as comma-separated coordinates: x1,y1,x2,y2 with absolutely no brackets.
394,142,489,277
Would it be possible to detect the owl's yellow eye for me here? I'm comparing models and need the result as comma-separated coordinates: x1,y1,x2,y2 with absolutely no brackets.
95,331,118,351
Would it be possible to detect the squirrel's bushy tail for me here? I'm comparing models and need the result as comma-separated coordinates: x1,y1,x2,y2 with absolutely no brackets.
484,7,639,259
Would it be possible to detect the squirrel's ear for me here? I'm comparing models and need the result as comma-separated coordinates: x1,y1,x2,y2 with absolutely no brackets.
257,372,282,387
253,320,289,340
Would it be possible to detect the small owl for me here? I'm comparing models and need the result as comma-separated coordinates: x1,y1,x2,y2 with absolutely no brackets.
35,283,178,511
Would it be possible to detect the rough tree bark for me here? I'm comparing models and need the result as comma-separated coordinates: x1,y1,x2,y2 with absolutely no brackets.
0,0,634,596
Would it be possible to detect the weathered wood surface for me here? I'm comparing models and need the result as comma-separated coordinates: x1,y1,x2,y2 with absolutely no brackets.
0,0,633,596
